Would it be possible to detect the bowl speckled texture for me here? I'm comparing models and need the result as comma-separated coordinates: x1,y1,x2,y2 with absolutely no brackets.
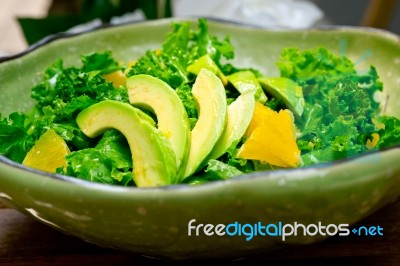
0,18,400,259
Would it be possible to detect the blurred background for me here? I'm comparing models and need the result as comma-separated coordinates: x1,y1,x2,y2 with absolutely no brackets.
0,0,399,56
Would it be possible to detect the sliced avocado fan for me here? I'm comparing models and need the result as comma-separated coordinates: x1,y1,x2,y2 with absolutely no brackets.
184,68,227,178
208,92,255,160
127,74,191,179
228,70,267,104
187,54,228,85
259,77,305,117
76,100,177,187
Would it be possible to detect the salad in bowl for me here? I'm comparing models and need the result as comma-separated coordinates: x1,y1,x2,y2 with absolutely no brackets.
0,18,400,259
1,19,399,187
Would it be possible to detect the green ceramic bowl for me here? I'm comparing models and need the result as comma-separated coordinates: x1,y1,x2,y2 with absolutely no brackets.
1,18,400,259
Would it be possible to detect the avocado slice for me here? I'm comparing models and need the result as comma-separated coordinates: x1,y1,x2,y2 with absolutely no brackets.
187,54,228,85
208,92,255,160
127,74,190,178
184,68,227,178
258,77,305,117
76,100,177,187
228,71,267,104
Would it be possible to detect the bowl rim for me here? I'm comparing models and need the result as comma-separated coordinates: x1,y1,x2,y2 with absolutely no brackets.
1,16,399,62
1,16,399,192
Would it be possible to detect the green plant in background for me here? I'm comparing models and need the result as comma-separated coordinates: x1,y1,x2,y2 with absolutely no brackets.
18,0,172,45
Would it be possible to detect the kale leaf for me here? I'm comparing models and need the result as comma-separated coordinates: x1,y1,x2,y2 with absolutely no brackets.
61,130,133,186
277,47,383,165
127,18,234,122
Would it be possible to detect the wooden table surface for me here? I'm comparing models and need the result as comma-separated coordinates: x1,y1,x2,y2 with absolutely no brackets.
0,198,399,265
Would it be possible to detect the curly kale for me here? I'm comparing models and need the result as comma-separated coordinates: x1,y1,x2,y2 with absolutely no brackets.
277,47,384,165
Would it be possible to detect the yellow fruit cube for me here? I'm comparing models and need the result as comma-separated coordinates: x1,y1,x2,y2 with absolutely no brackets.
22,129,71,173
238,104,300,168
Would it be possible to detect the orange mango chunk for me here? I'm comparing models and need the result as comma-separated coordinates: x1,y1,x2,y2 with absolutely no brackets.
103,70,127,87
238,104,300,168
366,133,380,150
22,129,71,173
245,102,275,138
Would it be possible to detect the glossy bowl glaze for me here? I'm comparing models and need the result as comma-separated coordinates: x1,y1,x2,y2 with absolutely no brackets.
0,18,400,259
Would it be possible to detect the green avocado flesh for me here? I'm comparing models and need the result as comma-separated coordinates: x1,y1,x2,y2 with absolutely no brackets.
184,68,227,178
208,92,255,160
126,74,190,179
187,54,228,85
76,100,177,187
228,71,267,104
258,77,305,117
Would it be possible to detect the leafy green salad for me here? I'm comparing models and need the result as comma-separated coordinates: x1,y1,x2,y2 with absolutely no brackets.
1,19,400,187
